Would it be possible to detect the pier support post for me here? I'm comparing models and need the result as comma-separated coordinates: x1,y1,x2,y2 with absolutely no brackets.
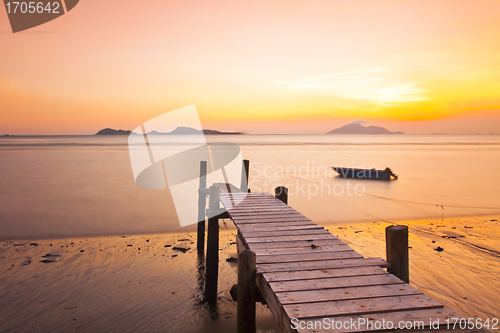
197,161,208,254
241,159,250,192
385,225,409,283
205,185,220,308
237,249,256,333
274,186,288,205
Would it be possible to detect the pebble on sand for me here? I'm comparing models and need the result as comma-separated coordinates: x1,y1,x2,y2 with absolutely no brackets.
435,246,444,252
172,246,190,253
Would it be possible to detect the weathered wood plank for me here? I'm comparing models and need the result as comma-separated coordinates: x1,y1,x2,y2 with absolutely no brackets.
234,217,314,224
270,274,404,293
277,283,423,305
242,229,330,238
221,193,271,197
229,206,301,212
263,266,388,282
246,234,338,243
237,224,324,233
227,202,289,208
249,239,347,250
221,200,282,208
234,217,314,223
254,244,353,256
257,257,390,274
229,204,292,210
284,294,443,320
295,308,462,333
222,195,283,199
256,274,298,333
257,251,363,264
229,211,307,218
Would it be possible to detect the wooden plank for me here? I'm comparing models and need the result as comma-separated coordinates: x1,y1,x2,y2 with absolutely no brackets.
220,197,278,206
237,224,324,233
249,239,347,250
242,229,330,238
229,206,291,211
221,192,268,195
257,251,363,264
254,244,353,256
222,201,282,208
236,233,249,253
229,211,306,218
277,283,423,305
256,274,298,333
231,209,299,215
234,217,314,224
246,234,338,243
227,202,289,208
237,222,319,228
227,201,290,207
229,206,296,212
296,308,462,333
257,257,390,273
234,217,313,223
221,196,275,202
270,274,404,293
231,217,317,223
263,266,388,282
284,294,443,320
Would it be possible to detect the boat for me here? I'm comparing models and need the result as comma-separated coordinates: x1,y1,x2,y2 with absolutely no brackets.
332,167,398,180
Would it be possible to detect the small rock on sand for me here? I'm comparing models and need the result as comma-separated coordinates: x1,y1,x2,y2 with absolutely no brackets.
41,254,61,258
435,246,444,252
172,246,190,253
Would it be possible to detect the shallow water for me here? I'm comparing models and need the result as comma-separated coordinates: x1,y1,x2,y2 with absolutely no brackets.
1,134,499,240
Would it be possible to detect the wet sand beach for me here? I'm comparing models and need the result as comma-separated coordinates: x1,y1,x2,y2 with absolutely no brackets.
0,230,279,333
333,216,500,328
1,216,498,332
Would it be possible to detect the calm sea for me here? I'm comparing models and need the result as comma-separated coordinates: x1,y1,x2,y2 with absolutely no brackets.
1,134,499,240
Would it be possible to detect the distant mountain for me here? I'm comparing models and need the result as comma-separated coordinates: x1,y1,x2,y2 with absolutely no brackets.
95,127,242,136
147,127,242,135
327,123,404,135
95,128,132,135
203,129,242,135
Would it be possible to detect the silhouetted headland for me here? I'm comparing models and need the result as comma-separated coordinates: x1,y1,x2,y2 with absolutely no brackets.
95,127,242,135
327,123,404,134
95,128,133,135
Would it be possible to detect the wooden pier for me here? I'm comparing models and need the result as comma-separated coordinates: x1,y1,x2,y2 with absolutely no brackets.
210,191,461,332
198,162,463,333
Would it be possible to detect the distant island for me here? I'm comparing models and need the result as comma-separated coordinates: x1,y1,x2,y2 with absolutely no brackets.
95,127,242,135
327,123,404,135
95,128,133,135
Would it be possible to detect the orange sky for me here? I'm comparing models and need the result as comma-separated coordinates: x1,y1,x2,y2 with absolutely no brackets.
1,0,500,134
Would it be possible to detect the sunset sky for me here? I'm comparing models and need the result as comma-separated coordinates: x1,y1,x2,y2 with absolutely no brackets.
1,0,500,134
